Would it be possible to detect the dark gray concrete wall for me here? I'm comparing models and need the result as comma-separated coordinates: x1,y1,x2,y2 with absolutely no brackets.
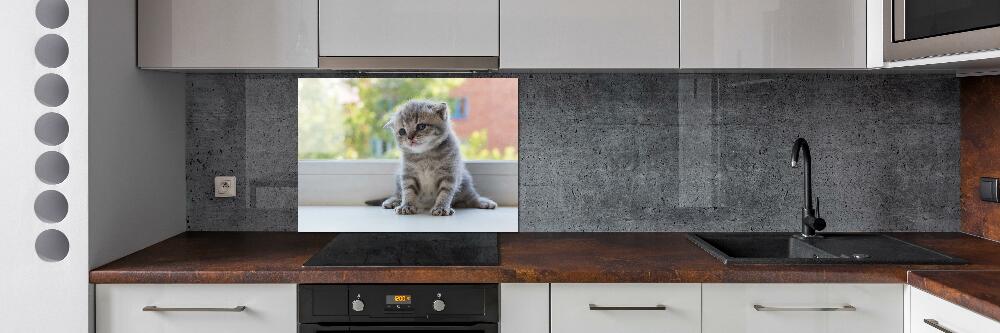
186,73,960,232
187,75,298,231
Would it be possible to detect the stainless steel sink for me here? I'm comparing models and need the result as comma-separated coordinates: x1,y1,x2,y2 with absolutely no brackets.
687,233,966,265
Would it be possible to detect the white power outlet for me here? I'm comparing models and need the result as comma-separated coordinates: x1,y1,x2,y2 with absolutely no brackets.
215,176,236,198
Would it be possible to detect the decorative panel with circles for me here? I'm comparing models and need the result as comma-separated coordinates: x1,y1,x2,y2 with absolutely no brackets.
5,0,88,329
35,34,69,68
35,229,70,262
34,112,69,146
33,0,73,267
35,151,69,185
34,73,69,107
34,190,68,223
35,0,69,29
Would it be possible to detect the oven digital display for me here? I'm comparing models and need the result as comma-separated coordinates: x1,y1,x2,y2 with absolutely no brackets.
386,295,412,304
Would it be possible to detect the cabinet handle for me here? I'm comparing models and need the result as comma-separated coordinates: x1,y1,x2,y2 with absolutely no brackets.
923,319,955,333
589,304,667,311
142,306,247,312
753,304,856,312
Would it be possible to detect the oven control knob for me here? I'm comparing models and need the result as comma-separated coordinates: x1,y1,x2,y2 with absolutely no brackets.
351,299,365,312
432,299,446,312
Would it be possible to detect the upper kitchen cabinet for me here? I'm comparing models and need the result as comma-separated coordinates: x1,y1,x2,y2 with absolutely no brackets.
681,0,878,69
501,0,680,69
318,0,500,70
138,0,318,69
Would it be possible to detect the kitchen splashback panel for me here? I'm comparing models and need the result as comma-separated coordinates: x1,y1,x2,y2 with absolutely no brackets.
186,73,959,232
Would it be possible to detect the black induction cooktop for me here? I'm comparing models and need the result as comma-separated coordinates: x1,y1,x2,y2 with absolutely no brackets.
303,233,499,267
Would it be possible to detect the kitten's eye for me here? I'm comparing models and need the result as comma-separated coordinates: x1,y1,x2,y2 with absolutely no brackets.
416,124,427,131
398,128,406,136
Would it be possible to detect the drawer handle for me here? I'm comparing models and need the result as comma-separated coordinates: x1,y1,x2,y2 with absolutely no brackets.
589,304,667,311
142,306,247,312
753,304,856,312
923,319,955,333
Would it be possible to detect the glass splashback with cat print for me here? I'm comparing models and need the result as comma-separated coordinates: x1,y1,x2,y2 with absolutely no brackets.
297,78,519,232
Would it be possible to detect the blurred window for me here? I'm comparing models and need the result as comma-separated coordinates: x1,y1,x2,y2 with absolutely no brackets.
298,78,518,161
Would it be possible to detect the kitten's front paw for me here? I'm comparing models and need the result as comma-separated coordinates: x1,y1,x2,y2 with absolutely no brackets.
476,198,497,209
395,205,418,215
430,207,455,216
382,198,401,209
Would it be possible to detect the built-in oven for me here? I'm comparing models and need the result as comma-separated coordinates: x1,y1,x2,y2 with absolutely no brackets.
884,0,1000,61
298,284,498,333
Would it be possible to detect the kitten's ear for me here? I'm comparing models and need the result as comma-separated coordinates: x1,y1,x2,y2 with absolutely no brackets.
383,118,394,130
431,102,449,120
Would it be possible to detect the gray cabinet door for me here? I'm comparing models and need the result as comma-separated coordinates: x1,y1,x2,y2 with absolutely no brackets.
138,0,318,69
680,0,868,69
319,0,500,57
501,0,680,69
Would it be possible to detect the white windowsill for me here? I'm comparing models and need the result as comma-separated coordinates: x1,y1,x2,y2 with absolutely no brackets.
299,159,517,176
297,206,519,232
298,160,518,207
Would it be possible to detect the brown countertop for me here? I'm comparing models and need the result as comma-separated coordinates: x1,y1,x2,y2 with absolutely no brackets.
89,232,1000,320
90,232,509,284
908,270,1000,322
91,232,1000,284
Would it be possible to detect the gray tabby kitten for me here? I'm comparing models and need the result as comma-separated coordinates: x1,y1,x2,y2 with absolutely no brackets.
374,100,497,216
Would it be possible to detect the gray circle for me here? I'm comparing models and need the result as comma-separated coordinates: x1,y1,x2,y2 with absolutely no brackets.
35,113,69,146
34,190,68,223
35,229,69,262
35,151,69,184
35,74,69,107
35,34,68,68
36,0,69,29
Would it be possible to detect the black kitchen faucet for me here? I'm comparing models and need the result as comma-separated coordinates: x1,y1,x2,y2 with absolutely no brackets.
791,138,826,238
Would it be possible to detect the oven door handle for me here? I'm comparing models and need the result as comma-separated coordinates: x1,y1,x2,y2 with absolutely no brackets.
347,323,497,331
299,326,349,333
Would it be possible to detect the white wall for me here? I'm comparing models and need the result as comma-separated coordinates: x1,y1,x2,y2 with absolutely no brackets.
0,0,90,331
1,0,185,330
88,0,186,269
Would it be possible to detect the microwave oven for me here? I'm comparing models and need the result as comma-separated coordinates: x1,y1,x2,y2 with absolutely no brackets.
884,0,1000,62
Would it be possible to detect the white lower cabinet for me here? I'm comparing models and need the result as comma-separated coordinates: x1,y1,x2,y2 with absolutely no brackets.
910,287,1000,333
500,283,549,333
95,282,999,333
551,283,701,333
96,284,297,333
702,283,904,333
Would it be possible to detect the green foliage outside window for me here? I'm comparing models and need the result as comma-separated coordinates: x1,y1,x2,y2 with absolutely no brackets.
461,129,518,160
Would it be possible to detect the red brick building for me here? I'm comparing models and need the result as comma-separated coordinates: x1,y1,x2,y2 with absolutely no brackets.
448,78,518,150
